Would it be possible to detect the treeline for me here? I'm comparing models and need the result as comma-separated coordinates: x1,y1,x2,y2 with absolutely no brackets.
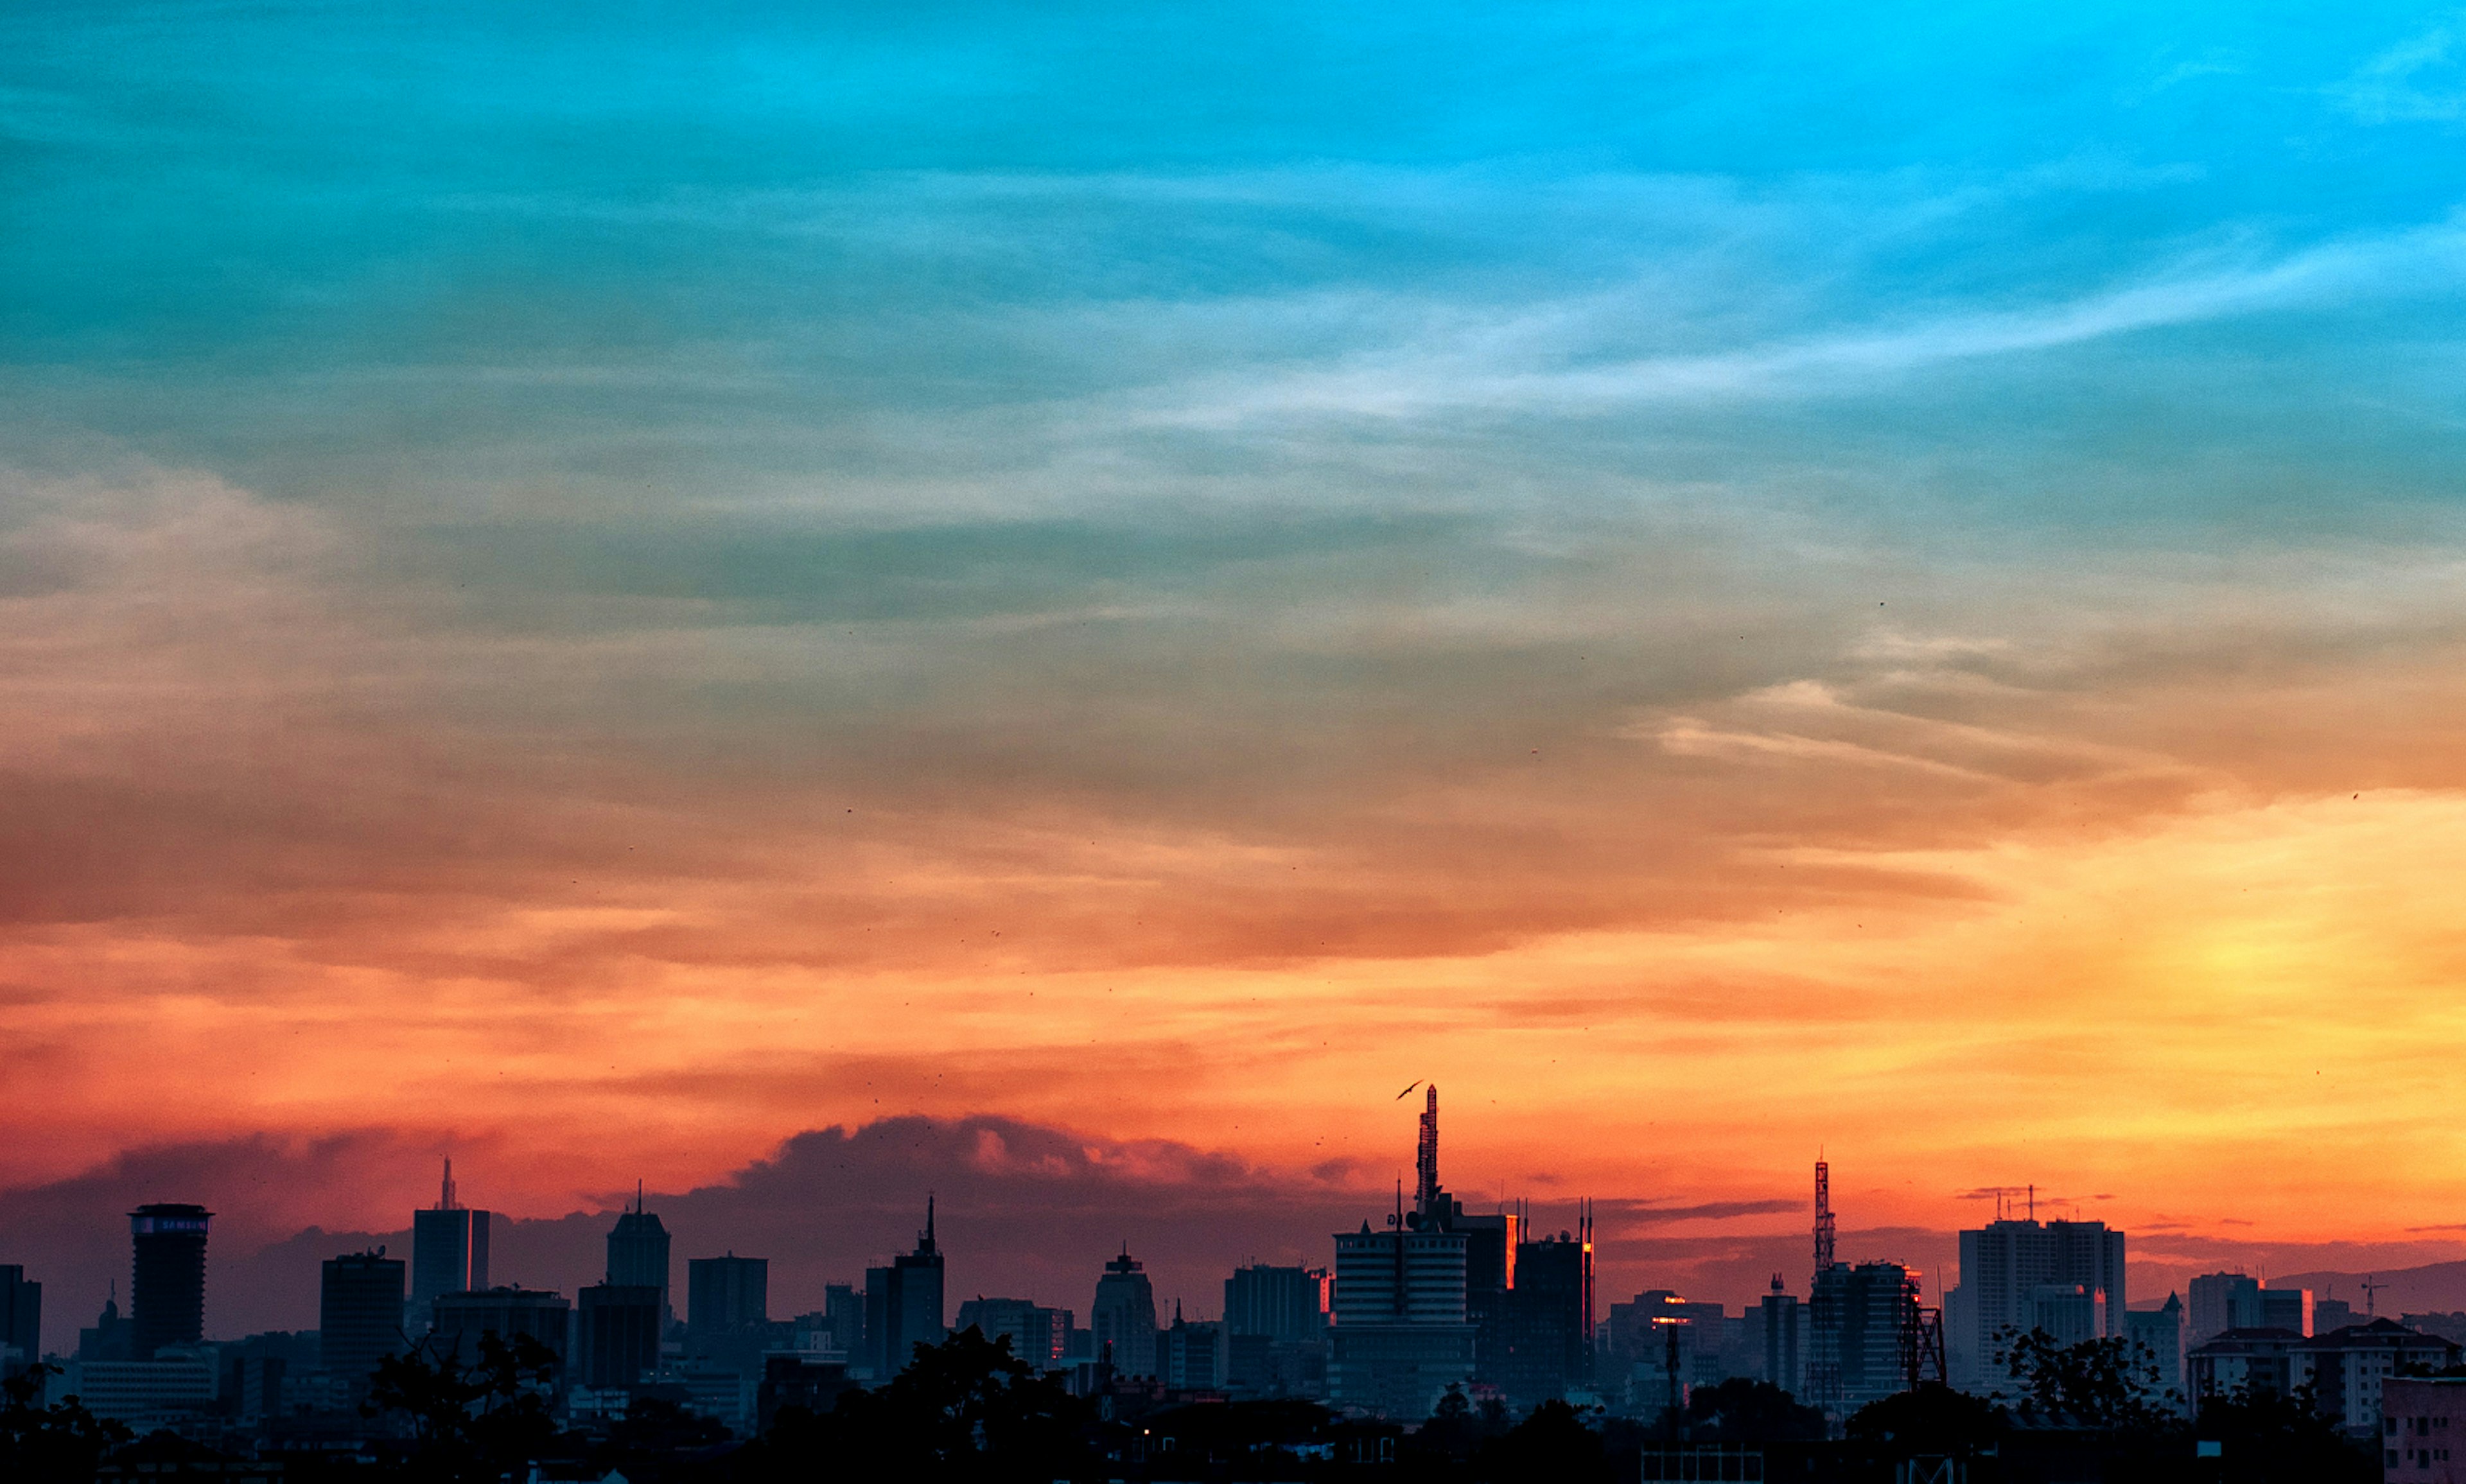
3,1325,2390,1483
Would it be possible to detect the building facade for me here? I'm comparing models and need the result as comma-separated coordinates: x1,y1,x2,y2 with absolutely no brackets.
1327,1087,1477,1419
1948,1218,2125,1390
410,1162,489,1332
318,1248,406,1394
1092,1248,1160,1378
866,1201,947,1378
128,1204,211,1359
577,1283,663,1389
0,1265,40,1374
2382,1377,2466,1482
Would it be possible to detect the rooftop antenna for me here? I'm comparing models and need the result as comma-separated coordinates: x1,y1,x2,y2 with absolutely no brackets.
438,1157,458,1211
1814,1159,1835,1285
634,1179,643,1215
1415,1085,1441,1217
2027,1183,2034,1222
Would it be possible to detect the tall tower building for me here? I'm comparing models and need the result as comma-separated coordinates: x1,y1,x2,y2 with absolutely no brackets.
686,1254,769,1341
866,1200,946,1377
128,1204,211,1358
1327,1085,1476,1418
1947,1215,2127,1390
320,1248,407,1394
1092,1247,1160,1377
0,1265,41,1374
410,1160,490,1330
606,1186,673,1309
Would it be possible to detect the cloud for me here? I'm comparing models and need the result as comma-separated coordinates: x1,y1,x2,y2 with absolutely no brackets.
2334,20,2466,123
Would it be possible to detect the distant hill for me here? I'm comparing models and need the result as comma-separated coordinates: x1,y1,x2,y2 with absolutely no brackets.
2273,1261,2466,1320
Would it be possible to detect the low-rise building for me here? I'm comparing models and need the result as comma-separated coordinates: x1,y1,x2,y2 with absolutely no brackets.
2380,1376,2466,1483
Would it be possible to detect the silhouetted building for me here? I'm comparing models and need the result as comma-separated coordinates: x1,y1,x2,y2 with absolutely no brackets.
1224,1265,1329,1343
955,1297,1068,1369
2124,1294,2185,1408
2313,1296,2355,1334
64,1354,217,1427
430,1286,570,1379
1328,1087,1476,1418
1496,1225,1593,1407
866,1201,946,1379
411,1160,489,1331
1092,1248,1159,1379
2187,1273,2263,1345
1223,1264,1331,1399
0,1265,40,1374
319,1248,405,1395
2300,1320,2461,1436
606,1189,672,1325
128,1204,211,1359
1810,1261,1918,1413
823,1281,864,1355
577,1284,663,1388
1946,1218,2125,1390
2260,1286,2313,1337
686,1254,768,1361
1164,1304,1224,1392
1758,1279,1806,1394
78,1291,131,1361
758,1353,857,1432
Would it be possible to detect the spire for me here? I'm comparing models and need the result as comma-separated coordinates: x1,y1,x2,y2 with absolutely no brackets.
918,1194,937,1255
438,1157,457,1211
635,1179,644,1215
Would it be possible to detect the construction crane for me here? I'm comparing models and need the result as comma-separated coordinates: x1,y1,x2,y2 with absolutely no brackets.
2360,1275,2388,1319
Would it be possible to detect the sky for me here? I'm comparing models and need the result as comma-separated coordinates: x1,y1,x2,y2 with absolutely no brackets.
8,1,2466,1349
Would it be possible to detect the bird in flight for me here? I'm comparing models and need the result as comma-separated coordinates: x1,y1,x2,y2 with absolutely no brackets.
1395,1079,1422,1099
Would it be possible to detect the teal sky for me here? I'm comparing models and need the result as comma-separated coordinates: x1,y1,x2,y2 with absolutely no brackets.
10,2,2466,1278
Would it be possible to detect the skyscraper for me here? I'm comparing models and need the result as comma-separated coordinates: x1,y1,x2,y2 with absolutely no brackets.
430,1287,570,1377
606,1187,673,1323
1327,1086,1477,1418
867,1201,947,1377
1497,1221,1593,1408
128,1204,211,1359
319,1248,406,1394
410,1160,490,1330
1946,1215,2127,1389
1091,1248,1159,1378
577,1284,663,1388
686,1255,769,1343
0,1266,40,1374
1224,1265,1329,1344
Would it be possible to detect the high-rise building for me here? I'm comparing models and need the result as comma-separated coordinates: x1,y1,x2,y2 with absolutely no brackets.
1810,1261,1920,1413
2187,1273,2266,1345
2258,1286,2313,1337
1224,1265,1329,1343
606,1187,672,1323
1091,1247,1160,1378
1947,1217,2126,1390
0,1266,40,1373
319,1248,406,1394
577,1284,663,1389
1164,1304,1225,1392
1496,1224,1593,1408
686,1255,768,1347
128,1205,211,1359
2124,1294,2185,1408
866,1201,946,1379
954,1297,1068,1369
410,1160,489,1331
1327,1086,1477,1419
78,1291,130,1362
823,1282,864,1356
430,1287,570,1377
1758,1279,1806,1395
